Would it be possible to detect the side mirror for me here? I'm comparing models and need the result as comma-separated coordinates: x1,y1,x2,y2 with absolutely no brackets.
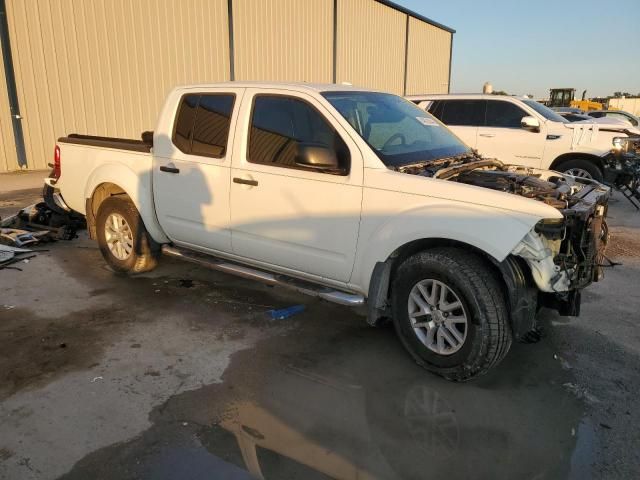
295,143,346,175
521,116,541,132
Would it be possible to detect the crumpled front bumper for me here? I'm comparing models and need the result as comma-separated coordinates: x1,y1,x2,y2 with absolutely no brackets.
510,183,609,317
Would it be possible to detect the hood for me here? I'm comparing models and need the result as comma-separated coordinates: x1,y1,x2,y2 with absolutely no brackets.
394,155,610,215
573,117,640,135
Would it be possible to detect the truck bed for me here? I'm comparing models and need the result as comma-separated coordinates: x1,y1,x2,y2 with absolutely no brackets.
58,133,153,153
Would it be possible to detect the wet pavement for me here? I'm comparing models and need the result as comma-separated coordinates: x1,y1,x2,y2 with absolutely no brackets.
1,183,639,479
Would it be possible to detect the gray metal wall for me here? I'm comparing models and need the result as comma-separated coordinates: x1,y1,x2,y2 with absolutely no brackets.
0,0,453,172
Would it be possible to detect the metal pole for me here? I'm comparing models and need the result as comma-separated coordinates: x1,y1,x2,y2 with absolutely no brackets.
0,0,27,168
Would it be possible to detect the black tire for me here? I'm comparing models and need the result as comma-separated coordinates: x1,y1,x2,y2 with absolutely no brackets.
96,196,160,274
557,158,603,182
391,248,512,381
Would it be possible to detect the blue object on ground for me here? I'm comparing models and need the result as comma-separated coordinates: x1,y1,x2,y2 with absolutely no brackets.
267,305,305,320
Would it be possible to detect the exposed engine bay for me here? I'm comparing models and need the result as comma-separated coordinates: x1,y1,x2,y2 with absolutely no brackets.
395,153,597,210
394,153,611,317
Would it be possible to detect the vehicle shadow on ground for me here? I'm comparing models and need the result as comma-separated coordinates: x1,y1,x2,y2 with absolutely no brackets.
58,295,582,480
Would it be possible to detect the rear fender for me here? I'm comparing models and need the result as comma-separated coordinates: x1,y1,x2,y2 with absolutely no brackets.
84,164,169,244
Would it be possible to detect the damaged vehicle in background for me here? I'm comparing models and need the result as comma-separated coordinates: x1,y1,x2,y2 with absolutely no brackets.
46,83,609,381
409,94,640,207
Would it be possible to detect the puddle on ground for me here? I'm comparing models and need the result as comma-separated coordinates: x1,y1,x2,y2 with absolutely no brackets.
59,304,586,480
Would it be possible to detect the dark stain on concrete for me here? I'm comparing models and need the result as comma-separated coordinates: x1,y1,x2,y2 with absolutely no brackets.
58,305,584,480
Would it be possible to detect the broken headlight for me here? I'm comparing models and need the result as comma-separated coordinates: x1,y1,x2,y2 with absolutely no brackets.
534,218,565,240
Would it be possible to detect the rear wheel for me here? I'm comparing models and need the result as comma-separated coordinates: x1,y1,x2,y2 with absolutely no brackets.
391,248,512,381
96,196,159,273
557,158,603,182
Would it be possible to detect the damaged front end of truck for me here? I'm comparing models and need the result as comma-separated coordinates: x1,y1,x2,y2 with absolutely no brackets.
396,156,610,340
603,135,640,209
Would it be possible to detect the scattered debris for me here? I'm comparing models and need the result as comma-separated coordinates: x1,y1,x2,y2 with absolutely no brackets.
3,305,15,310
0,201,85,271
267,305,306,320
91,376,103,383
599,423,612,430
563,382,601,404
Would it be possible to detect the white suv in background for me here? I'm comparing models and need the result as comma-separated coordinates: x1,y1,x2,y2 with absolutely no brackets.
408,94,633,181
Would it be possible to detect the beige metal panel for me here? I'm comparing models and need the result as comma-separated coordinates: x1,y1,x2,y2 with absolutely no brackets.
4,0,230,170
336,0,406,95
0,39,18,173
405,17,451,95
233,0,333,82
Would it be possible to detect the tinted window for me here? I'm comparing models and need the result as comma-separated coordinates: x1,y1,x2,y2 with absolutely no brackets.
427,100,445,120
485,101,527,128
172,94,235,156
173,94,199,153
436,100,485,126
191,95,235,157
588,112,604,118
249,96,349,173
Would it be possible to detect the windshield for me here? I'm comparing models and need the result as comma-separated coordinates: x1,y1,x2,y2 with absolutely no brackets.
322,91,471,167
522,99,568,123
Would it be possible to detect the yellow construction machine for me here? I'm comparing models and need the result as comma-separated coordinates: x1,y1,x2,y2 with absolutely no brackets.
547,88,604,111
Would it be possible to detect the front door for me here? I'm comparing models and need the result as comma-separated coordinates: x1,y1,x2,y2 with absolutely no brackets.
476,99,545,168
229,89,363,283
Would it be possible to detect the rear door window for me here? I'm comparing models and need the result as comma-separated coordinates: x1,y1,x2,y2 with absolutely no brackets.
433,100,485,126
485,100,528,128
172,93,235,157
173,94,199,153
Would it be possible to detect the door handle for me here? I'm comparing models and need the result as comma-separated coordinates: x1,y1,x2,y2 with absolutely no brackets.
233,177,259,186
160,165,180,174
479,133,496,138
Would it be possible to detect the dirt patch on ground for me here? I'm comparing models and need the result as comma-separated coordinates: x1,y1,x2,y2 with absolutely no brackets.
0,306,132,400
607,228,640,258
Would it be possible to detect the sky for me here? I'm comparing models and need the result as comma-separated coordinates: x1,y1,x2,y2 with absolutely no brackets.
397,0,640,99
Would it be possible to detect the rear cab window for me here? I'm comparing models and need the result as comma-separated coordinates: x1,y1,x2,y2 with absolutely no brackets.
172,93,235,157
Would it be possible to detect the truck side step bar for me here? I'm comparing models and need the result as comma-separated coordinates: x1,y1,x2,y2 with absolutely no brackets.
161,245,365,307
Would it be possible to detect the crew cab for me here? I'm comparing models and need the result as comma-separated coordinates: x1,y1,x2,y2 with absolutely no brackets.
408,93,638,182
46,83,610,381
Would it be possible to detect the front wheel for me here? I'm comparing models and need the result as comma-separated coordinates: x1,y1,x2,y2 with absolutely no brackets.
96,196,160,274
558,158,603,182
391,248,512,381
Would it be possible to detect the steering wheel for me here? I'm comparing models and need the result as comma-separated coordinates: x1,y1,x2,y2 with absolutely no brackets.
383,133,407,150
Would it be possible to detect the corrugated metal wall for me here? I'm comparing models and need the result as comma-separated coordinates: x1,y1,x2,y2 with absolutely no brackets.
0,0,453,172
233,0,333,82
0,36,18,172
609,98,640,116
2,0,230,171
405,17,452,95
336,0,407,94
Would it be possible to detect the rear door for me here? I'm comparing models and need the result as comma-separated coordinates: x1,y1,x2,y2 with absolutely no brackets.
229,89,363,283
427,100,484,148
153,88,242,252
476,99,545,167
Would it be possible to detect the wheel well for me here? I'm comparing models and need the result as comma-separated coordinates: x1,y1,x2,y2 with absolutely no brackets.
86,183,131,239
549,153,604,174
367,238,507,326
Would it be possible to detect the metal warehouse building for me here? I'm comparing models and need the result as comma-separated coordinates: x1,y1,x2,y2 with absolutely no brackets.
0,0,454,172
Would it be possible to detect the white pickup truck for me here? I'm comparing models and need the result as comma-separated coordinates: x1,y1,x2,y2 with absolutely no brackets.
408,94,639,183
47,82,610,381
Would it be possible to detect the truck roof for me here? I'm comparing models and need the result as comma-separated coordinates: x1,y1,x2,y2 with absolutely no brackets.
406,93,526,101
174,81,383,94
